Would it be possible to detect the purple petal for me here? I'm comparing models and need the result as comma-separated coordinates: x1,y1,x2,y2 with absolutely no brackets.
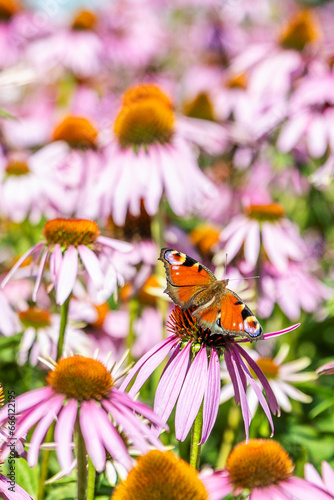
119,336,178,395
49,244,63,282
200,471,233,500
282,477,333,500
28,395,64,466
79,401,106,472
200,349,221,444
1,242,44,288
0,387,53,424
322,461,334,494
77,245,104,289
84,401,133,470
16,395,64,442
244,221,261,267
32,248,50,302
231,346,275,436
226,347,251,441
154,343,191,424
234,344,280,415
175,347,208,441
97,236,133,253
224,348,245,405
56,246,78,305
110,390,166,429
55,399,78,472
103,398,162,453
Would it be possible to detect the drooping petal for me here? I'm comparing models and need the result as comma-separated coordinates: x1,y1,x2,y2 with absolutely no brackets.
32,248,50,301
175,347,208,441
87,401,133,470
1,242,44,289
28,395,64,466
232,346,275,436
200,349,220,444
119,336,178,396
226,347,251,441
154,343,191,424
97,236,133,253
0,387,53,425
56,246,78,305
79,401,106,472
235,344,280,415
111,390,166,429
77,245,104,289
54,399,78,472
282,477,333,500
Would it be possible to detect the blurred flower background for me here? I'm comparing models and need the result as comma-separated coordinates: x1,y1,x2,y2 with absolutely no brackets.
0,0,333,498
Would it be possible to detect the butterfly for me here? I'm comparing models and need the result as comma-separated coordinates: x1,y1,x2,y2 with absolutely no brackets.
159,248,263,342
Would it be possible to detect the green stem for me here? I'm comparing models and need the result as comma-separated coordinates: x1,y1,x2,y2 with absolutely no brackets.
76,420,88,500
189,401,203,470
57,294,71,360
37,424,54,500
87,457,96,500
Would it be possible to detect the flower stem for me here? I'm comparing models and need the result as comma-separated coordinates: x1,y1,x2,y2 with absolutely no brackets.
189,400,203,470
87,457,96,500
57,294,71,360
76,420,88,500
37,423,54,500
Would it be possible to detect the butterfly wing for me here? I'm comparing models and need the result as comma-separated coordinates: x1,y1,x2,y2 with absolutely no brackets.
192,289,263,341
159,248,217,309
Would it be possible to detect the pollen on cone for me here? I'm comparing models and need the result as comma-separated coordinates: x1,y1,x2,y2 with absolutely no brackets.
112,450,208,500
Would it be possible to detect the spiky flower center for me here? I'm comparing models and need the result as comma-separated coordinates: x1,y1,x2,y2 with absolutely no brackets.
256,357,279,378
114,85,175,148
0,0,21,20
19,308,51,329
167,306,234,351
47,356,114,401
112,450,208,500
184,92,215,121
53,116,98,148
72,9,96,30
5,160,30,176
43,218,100,247
279,10,321,51
246,203,285,222
227,439,294,490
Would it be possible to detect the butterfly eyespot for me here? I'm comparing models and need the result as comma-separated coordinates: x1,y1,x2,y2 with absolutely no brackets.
217,318,221,328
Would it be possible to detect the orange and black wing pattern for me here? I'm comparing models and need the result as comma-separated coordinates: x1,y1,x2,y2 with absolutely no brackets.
159,248,216,309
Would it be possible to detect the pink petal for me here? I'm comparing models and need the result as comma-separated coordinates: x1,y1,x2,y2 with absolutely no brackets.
226,347,251,441
86,401,132,470
262,222,288,272
175,347,208,441
56,246,78,305
307,116,328,158
77,245,103,289
28,395,64,466
277,114,306,153
0,387,53,425
244,221,261,267
223,223,249,264
49,244,63,283
235,344,279,415
107,390,165,428
119,336,177,396
251,486,288,500
79,401,106,472
32,248,50,302
97,236,133,253
201,471,233,500
154,343,191,424
55,399,78,472
1,242,44,288
282,477,333,500
200,349,220,444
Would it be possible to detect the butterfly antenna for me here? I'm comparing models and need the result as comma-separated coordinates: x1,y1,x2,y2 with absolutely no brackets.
228,276,260,282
